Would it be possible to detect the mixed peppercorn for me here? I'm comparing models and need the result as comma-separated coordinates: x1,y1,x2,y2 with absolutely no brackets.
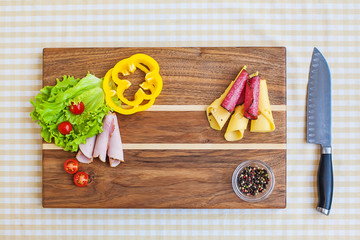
237,166,270,196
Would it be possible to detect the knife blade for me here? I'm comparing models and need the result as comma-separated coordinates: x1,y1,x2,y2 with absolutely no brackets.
307,47,333,215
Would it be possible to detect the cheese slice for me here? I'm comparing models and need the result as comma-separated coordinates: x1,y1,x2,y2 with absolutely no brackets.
224,104,249,141
250,79,275,132
206,81,233,130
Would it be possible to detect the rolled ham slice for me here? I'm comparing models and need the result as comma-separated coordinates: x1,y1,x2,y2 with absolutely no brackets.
79,135,96,159
93,113,115,162
76,150,93,164
107,113,124,167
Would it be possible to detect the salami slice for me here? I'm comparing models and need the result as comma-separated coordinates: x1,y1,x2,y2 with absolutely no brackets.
236,86,246,106
244,75,261,120
220,69,249,113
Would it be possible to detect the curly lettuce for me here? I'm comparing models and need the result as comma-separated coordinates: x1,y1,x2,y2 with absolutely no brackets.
30,73,110,152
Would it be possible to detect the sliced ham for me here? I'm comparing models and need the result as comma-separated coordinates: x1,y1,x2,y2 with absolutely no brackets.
76,150,93,164
76,112,124,167
109,158,121,167
93,113,115,162
107,113,124,167
79,135,96,159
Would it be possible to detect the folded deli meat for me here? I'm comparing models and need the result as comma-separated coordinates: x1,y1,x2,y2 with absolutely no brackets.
77,135,96,163
76,112,124,167
93,114,116,162
107,115,124,167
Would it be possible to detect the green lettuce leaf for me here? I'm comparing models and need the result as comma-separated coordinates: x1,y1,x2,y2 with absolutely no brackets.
30,73,110,152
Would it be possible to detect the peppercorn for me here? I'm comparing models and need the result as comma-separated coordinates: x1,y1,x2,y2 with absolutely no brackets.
237,166,270,196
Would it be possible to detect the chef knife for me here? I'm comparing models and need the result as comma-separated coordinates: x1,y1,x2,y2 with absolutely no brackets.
306,47,333,215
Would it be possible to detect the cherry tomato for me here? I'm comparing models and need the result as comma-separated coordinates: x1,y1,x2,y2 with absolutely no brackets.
73,172,89,187
69,102,85,115
64,159,79,174
58,121,72,135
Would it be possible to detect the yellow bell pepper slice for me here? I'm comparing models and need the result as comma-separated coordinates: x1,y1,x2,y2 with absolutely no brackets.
103,54,163,115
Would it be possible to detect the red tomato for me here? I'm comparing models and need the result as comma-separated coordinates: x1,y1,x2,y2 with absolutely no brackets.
69,102,85,115
73,172,89,187
58,121,72,135
64,159,79,174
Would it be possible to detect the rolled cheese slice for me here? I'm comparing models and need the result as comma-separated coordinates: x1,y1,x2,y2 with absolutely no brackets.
206,81,235,130
224,105,249,141
250,79,275,132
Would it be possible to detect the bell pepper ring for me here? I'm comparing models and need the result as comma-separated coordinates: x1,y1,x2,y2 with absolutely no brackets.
103,54,163,115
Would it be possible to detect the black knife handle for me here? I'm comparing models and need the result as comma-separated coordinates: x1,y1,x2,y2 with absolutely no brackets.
317,148,333,215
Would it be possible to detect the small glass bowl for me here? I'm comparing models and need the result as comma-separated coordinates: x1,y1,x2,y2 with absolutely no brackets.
232,160,275,202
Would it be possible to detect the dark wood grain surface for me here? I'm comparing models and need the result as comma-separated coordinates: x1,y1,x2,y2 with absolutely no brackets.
117,111,286,144
43,149,286,208
43,47,286,105
42,47,286,208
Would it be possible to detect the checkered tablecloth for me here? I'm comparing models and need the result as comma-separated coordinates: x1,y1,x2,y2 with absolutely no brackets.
1,0,359,239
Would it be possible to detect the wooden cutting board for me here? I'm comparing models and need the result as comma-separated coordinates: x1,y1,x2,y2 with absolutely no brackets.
42,47,286,208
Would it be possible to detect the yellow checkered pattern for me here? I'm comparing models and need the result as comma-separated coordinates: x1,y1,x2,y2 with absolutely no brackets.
1,0,359,239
